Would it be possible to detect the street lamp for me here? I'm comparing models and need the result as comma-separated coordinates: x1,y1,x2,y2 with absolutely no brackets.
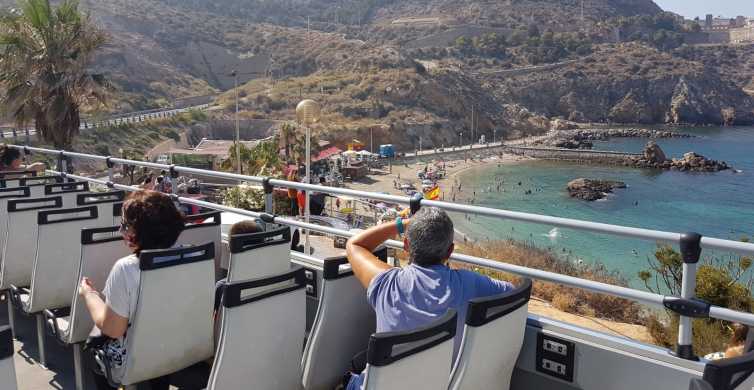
296,99,321,255
230,70,241,174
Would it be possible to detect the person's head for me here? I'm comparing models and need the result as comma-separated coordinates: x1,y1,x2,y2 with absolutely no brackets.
319,176,326,185
404,207,454,267
120,190,185,254
0,144,22,169
229,220,263,236
730,323,749,346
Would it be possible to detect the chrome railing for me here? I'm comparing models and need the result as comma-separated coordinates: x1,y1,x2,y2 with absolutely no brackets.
9,144,754,360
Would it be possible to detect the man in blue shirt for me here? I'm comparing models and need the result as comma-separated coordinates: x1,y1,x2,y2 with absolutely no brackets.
345,207,513,389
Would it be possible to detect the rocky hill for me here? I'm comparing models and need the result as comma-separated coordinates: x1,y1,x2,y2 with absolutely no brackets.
3,0,754,147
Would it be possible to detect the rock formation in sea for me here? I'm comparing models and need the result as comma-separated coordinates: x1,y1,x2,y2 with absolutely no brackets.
629,141,731,172
567,178,627,201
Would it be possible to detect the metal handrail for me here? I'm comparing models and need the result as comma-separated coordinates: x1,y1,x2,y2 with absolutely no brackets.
12,144,754,256
46,170,754,329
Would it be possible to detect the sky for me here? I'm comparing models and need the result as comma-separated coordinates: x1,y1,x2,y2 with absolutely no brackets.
653,0,754,19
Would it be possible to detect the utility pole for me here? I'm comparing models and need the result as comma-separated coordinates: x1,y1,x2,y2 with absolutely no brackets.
470,104,474,148
581,0,585,26
419,136,422,154
308,16,311,41
232,70,241,174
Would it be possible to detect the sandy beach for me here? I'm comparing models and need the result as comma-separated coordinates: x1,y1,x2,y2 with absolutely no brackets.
346,151,533,201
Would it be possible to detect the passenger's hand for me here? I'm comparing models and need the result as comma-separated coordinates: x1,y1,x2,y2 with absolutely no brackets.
28,162,46,172
78,277,97,297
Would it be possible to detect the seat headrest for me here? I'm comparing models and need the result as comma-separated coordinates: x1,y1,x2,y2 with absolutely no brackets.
322,246,387,280
701,350,754,390
0,326,11,360
222,266,306,308
81,226,123,245
466,278,532,327
229,226,291,254
0,169,38,179
44,181,89,195
0,186,30,199
7,196,62,212
76,191,126,206
139,243,215,271
37,205,98,225
367,309,457,367
184,211,222,228
18,175,63,186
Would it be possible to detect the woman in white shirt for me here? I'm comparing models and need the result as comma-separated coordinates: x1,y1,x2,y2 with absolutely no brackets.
79,190,185,389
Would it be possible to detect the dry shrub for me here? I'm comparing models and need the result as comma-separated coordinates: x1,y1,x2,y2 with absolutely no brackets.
552,293,577,312
453,240,644,324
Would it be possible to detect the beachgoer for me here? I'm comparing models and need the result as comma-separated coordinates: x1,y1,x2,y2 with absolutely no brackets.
79,191,186,389
343,207,514,389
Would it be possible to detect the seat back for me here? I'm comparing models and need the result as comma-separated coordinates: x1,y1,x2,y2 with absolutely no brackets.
226,226,291,283
0,186,31,261
301,247,388,390
689,351,754,390
0,169,37,182
207,267,306,390
176,211,222,274
16,176,64,198
362,309,457,390
1,196,63,289
26,206,101,313
448,279,533,390
120,243,215,385
76,191,126,227
0,326,17,390
66,227,131,344
44,181,89,207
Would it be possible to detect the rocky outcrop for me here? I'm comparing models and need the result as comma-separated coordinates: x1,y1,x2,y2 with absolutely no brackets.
567,178,627,201
629,142,731,172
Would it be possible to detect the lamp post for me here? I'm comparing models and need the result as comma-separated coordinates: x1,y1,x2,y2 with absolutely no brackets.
296,99,321,255
230,69,241,174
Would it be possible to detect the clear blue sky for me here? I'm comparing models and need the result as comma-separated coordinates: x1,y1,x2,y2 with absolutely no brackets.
653,0,754,19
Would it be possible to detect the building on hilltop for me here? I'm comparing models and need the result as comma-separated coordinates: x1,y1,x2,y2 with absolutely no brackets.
731,25,754,43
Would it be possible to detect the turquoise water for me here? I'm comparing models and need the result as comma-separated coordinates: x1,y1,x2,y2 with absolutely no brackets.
453,126,754,287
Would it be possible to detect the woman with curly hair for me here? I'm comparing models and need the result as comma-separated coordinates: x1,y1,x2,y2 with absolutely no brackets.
79,190,185,389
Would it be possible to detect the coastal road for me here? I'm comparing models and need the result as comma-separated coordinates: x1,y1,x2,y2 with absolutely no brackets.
0,103,212,140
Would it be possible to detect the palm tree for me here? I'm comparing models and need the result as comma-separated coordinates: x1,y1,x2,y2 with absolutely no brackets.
0,0,109,151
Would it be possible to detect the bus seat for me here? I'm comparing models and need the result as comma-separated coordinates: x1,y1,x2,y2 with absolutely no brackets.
448,279,532,390
226,226,291,283
44,182,89,207
690,351,754,390
207,267,306,390
112,202,122,226
0,186,31,262
0,326,17,390
1,196,63,290
93,243,215,386
47,226,130,345
362,309,457,390
177,211,222,277
301,247,387,390
76,191,126,227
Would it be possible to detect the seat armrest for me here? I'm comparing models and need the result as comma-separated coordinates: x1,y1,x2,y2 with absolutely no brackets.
43,307,71,343
8,285,29,309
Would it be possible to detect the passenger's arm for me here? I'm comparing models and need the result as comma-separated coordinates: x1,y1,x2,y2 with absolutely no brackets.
79,277,129,339
346,220,407,288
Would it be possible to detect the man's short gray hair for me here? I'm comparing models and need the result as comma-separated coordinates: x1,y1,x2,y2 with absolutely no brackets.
406,207,454,266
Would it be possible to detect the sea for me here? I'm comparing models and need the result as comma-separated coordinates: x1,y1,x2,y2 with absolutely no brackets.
452,126,754,288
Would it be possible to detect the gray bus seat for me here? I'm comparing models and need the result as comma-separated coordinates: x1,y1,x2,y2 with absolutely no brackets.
362,309,458,390
93,243,216,386
207,267,306,390
226,226,291,283
0,187,31,262
46,226,130,345
301,247,387,390
448,279,532,390
17,206,101,315
76,191,126,227
690,351,754,390
177,211,222,276
0,326,17,390
44,181,89,207
1,196,63,291
0,169,37,181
